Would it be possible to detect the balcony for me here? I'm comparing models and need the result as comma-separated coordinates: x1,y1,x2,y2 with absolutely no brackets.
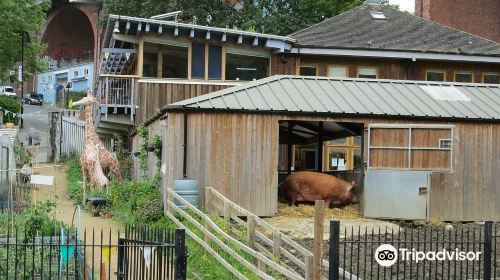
97,75,137,122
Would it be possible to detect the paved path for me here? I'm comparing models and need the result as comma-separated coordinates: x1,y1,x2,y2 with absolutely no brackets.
33,163,122,279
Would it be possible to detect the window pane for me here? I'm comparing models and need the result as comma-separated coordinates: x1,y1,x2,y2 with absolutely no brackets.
484,73,500,84
358,67,377,78
328,65,348,77
354,136,362,145
300,66,317,76
455,72,472,83
143,52,158,78
191,43,205,79
226,53,269,81
426,71,445,81
329,137,347,144
162,45,188,78
353,148,362,169
328,148,347,170
208,45,222,80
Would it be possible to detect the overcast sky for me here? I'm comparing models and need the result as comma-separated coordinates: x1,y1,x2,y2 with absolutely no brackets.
389,0,415,13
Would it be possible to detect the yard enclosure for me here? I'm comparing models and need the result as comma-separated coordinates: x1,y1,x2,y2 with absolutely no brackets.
162,111,500,221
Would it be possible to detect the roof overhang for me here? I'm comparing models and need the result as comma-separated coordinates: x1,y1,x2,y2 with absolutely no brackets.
104,14,295,52
290,47,500,63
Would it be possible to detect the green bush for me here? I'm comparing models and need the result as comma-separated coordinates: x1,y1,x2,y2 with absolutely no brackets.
0,96,20,124
66,156,83,202
110,179,163,223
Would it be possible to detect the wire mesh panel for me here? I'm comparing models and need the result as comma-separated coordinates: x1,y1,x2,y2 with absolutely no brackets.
329,221,498,280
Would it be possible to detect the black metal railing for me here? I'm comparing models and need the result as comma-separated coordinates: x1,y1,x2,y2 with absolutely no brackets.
329,221,499,280
0,225,187,279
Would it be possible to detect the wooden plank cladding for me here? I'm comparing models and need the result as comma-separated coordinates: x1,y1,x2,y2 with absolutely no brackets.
160,111,499,220
136,80,238,124
429,123,500,221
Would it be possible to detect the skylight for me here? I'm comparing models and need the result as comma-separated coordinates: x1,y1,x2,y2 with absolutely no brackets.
370,11,386,20
420,85,471,102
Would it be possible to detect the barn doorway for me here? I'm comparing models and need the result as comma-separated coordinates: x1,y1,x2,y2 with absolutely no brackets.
277,120,365,188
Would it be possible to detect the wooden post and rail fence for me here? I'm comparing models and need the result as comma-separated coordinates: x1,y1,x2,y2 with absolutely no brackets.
166,186,359,280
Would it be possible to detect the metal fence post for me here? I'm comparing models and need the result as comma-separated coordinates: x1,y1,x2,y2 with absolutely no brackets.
484,221,493,280
329,220,340,280
175,229,187,280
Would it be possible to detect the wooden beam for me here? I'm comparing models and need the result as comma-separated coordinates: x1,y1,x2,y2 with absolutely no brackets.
313,200,324,280
137,35,144,77
157,47,163,78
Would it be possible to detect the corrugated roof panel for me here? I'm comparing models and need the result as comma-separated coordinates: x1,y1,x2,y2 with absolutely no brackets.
276,79,309,111
169,76,500,120
325,80,362,114
258,83,286,111
343,82,385,114
313,80,344,113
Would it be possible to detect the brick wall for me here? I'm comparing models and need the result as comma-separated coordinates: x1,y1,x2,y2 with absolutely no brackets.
415,0,500,42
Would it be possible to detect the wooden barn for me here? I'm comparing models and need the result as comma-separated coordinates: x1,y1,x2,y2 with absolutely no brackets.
159,75,500,221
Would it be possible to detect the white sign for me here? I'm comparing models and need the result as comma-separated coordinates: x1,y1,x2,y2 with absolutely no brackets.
18,66,23,82
30,175,54,186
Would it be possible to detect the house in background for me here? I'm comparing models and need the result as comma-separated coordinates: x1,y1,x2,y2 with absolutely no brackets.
37,62,94,106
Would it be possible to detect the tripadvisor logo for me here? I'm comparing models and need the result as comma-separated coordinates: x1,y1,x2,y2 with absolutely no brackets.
375,244,482,267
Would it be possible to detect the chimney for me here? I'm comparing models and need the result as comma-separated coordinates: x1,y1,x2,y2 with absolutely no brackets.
364,0,380,5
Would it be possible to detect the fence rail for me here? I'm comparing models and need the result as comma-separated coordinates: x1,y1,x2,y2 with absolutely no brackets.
202,187,318,279
0,225,186,280
167,187,306,280
329,221,500,280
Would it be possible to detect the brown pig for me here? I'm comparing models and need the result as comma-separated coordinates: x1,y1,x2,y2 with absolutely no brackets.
278,171,359,208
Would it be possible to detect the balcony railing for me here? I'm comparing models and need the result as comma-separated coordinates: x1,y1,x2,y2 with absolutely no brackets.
97,75,138,122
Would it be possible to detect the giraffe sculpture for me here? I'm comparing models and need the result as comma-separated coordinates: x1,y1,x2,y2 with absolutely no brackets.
72,92,122,197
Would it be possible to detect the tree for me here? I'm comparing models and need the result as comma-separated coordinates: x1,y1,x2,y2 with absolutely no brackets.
0,0,50,78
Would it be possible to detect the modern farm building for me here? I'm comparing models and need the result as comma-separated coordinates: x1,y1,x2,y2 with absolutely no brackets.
150,75,499,221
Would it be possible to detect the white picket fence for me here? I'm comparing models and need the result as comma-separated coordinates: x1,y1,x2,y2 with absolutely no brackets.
61,116,85,157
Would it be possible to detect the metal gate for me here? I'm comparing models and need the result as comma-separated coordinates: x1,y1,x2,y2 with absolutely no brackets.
117,227,187,280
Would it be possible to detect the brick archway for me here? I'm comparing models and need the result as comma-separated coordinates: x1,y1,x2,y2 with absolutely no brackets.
42,3,101,67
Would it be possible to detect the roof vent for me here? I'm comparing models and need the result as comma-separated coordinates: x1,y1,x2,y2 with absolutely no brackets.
420,85,471,102
370,11,386,20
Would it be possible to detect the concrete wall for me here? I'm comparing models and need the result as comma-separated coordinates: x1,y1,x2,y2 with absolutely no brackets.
37,63,94,105
415,0,500,42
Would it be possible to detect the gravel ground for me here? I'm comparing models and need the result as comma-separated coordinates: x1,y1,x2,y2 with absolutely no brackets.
294,222,500,279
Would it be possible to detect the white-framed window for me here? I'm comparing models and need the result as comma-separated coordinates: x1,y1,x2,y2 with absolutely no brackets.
299,64,318,76
84,68,89,76
483,72,500,84
439,139,452,149
426,69,446,81
48,75,52,82
454,71,473,83
74,70,79,77
327,65,348,78
357,66,377,79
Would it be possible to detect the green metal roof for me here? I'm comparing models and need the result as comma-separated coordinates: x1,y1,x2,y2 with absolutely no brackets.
167,76,500,121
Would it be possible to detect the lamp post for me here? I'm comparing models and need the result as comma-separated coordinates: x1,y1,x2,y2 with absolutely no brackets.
20,32,25,128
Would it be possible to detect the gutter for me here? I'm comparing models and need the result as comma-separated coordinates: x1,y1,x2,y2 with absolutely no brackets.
291,47,500,63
